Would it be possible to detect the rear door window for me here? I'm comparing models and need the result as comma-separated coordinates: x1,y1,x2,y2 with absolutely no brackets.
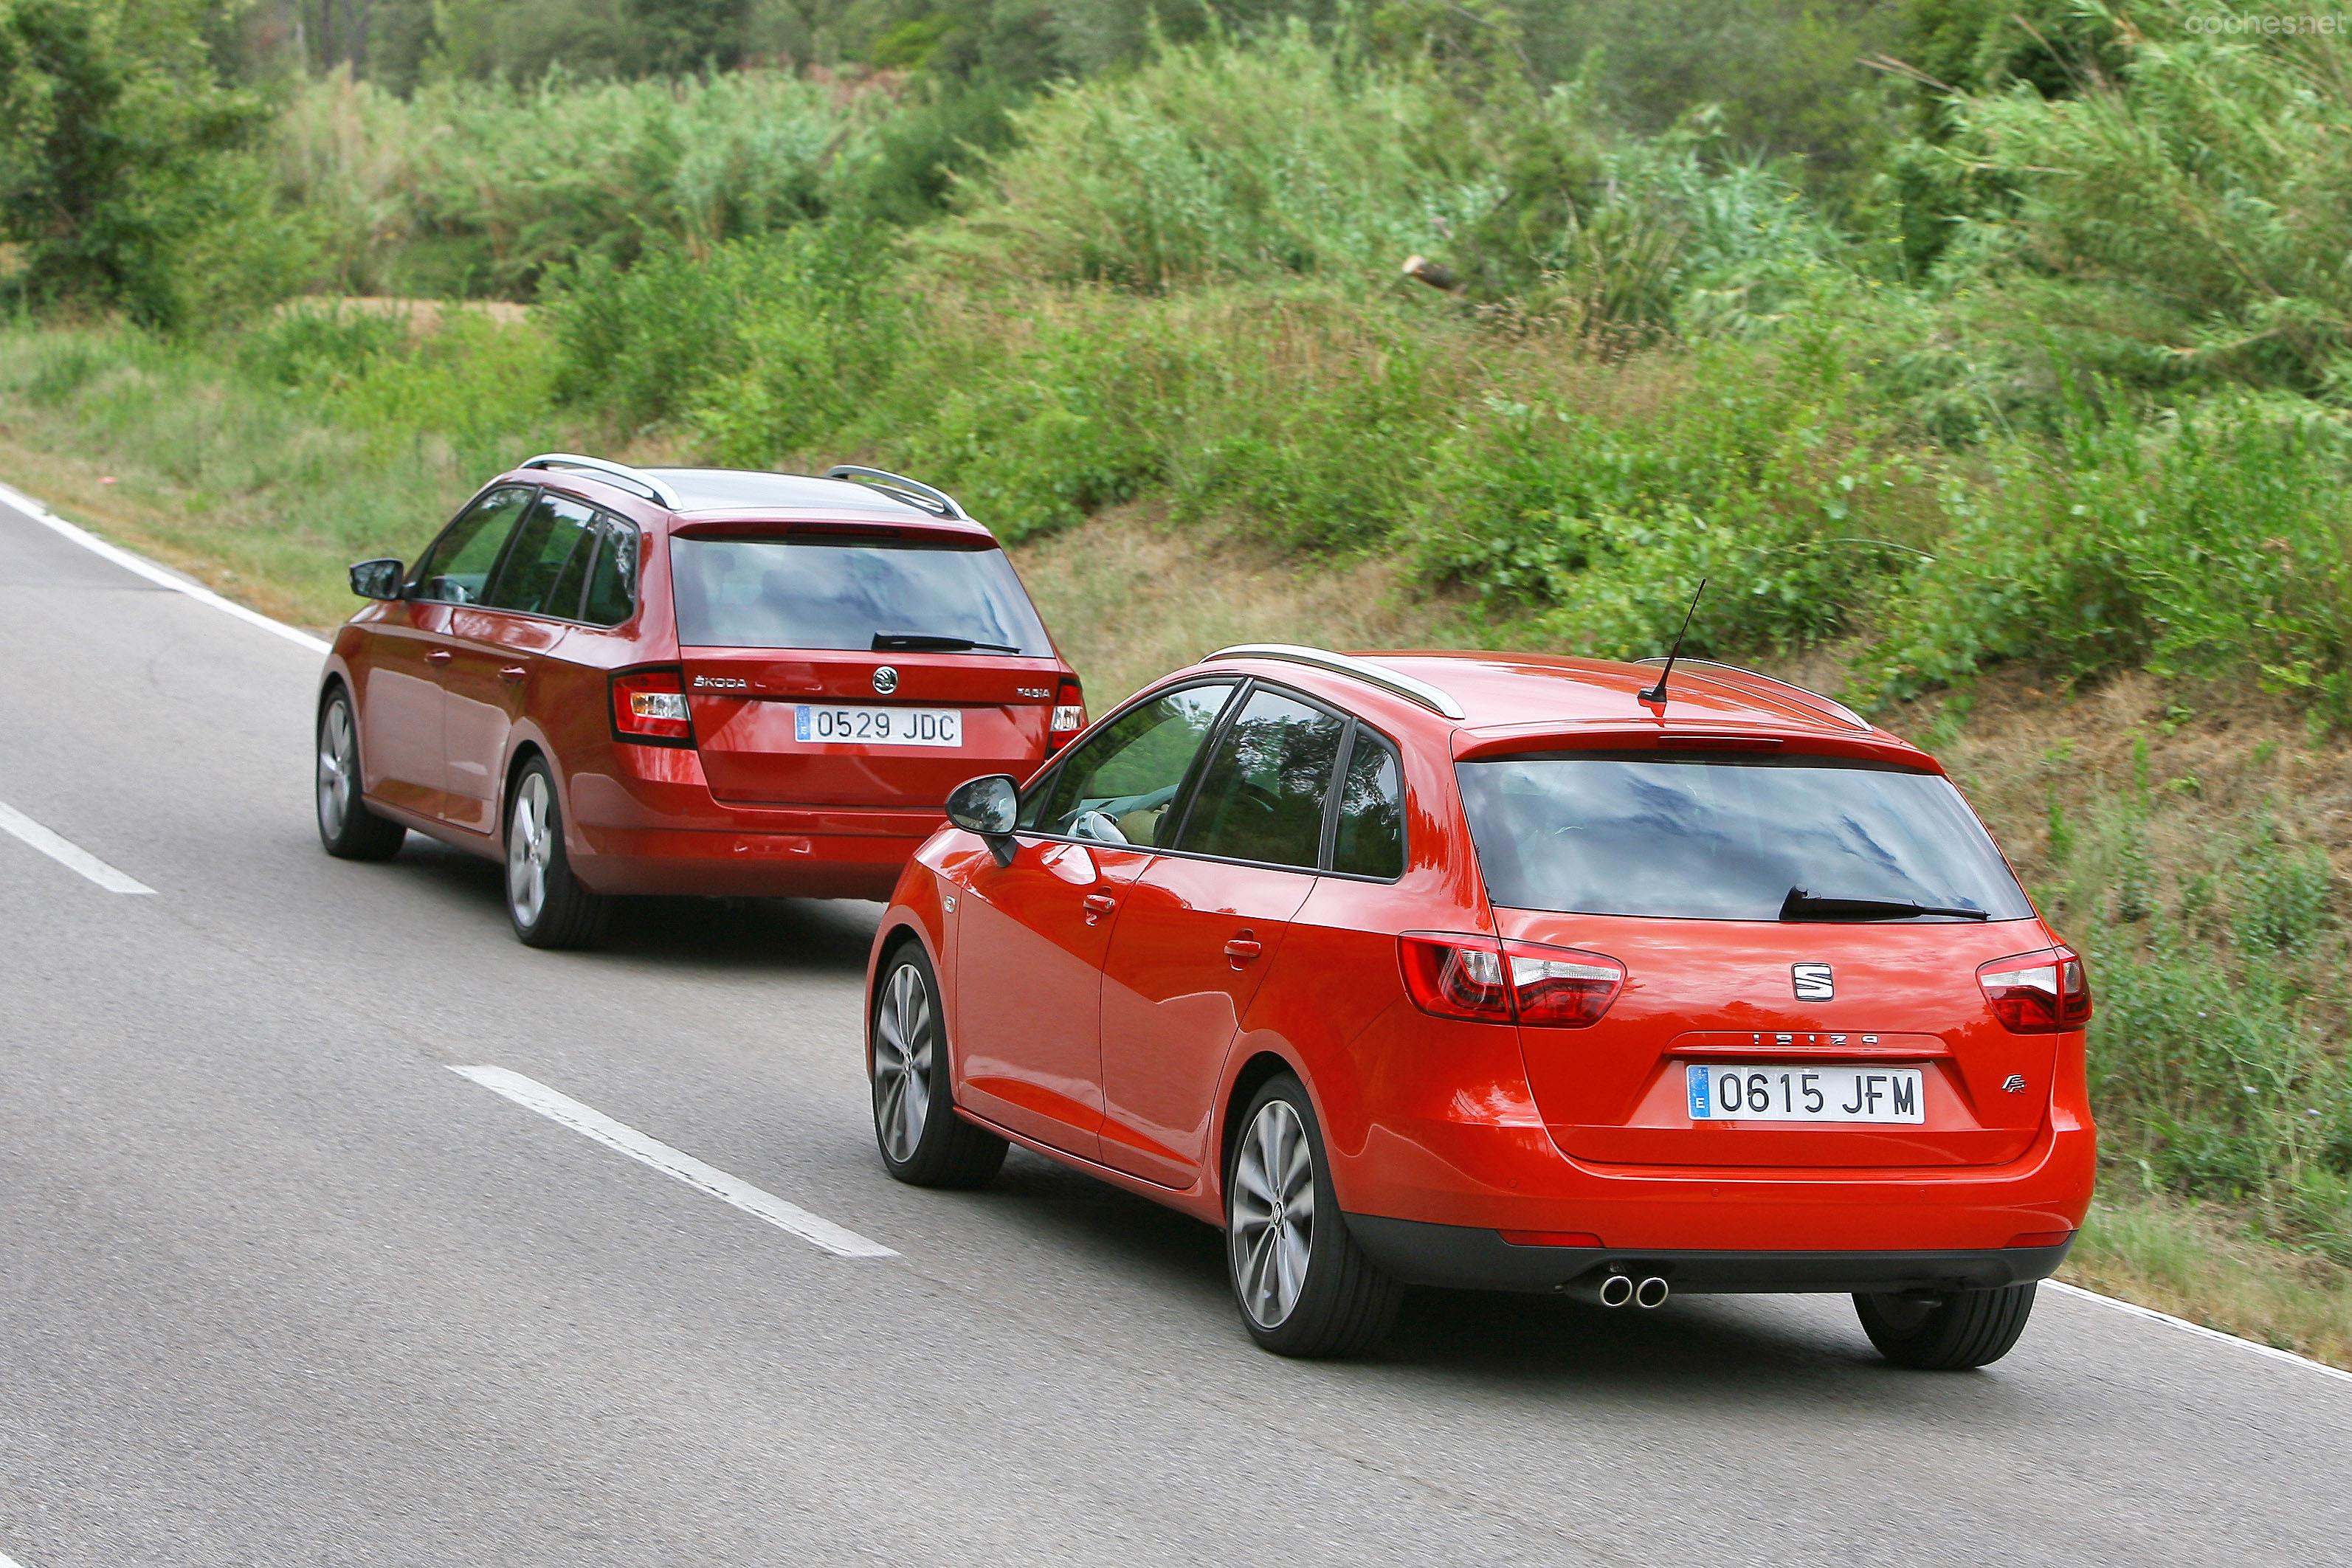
1175,687,1345,871
1329,728,1405,879
1456,752,2035,921
412,486,533,605
1022,683,1235,847
669,535,1050,654
480,493,598,617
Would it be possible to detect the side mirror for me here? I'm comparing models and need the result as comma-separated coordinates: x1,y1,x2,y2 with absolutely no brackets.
349,558,405,600
945,773,1021,866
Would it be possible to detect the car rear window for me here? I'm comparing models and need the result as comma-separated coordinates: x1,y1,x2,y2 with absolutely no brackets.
669,536,1052,655
1456,752,2034,922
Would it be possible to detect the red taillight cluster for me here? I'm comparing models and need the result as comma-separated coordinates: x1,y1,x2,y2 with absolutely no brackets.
1976,946,2092,1033
1399,933,1625,1029
611,669,693,745
1047,676,1086,752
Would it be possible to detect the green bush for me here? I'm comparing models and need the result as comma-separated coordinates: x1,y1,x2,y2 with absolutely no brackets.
1866,393,2352,714
0,0,306,327
931,23,1500,291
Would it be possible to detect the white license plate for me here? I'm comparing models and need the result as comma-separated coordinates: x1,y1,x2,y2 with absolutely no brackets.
793,705,963,747
1686,1063,1924,1123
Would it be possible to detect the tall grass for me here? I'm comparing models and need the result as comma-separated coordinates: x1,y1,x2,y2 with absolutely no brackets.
275,69,892,297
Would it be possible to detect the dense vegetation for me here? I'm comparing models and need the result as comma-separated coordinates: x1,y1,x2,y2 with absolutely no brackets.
4,0,2351,1309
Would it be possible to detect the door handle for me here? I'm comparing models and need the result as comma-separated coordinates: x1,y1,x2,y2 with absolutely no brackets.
1082,893,1118,923
498,666,528,684
425,649,452,665
1224,934,1263,964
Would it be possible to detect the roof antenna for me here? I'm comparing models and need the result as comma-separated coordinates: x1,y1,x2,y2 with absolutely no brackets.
1638,578,1708,708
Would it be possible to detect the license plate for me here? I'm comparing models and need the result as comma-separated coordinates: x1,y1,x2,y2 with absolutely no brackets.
793,705,963,747
1686,1063,1924,1123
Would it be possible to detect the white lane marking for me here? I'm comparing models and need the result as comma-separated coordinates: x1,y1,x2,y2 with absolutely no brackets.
0,796,154,894
0,480,330,654
449,1066,897,1260
1,1547,29,1568
2049,1280,2352,1388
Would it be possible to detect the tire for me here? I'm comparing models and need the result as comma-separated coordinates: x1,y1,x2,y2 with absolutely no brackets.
870,943,1006,1189
504,758,609,950
1225,1074,1401,1358
316,686,405,861
1855,1282,2038,1370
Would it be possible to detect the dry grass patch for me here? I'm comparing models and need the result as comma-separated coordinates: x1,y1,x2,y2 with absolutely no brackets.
2068,1197,2352,1370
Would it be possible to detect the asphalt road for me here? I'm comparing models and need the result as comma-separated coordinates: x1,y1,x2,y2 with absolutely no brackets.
1,488,2348,1568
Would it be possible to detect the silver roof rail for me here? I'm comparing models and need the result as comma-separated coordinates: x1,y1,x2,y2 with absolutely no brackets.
824,465,968,521
1206,644,1468,720
520,454,683,510
1633,657,1870,731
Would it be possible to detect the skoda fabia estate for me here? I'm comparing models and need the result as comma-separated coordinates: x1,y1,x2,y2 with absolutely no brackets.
315,455,1083,946
866,645,2094,1364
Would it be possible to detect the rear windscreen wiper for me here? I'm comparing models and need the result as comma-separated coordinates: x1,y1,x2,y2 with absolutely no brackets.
1779,888,1990,922
871,632,1021,654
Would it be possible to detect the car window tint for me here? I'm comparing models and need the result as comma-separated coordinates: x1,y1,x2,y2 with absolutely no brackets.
1176,688,1345,870
480,493,598,616
668,536,1052,655
1330,728,1405,878
1021,683,1234,847
413,486,532,605
1455,753,2036,921
581,517,641,626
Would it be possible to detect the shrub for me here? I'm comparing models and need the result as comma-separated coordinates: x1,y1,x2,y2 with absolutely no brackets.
0,0,305,327
931,23,1502,291
1865,392,2352,714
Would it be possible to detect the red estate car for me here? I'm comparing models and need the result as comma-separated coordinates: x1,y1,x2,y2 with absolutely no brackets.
316,455,1081,945
866,645,2095,1364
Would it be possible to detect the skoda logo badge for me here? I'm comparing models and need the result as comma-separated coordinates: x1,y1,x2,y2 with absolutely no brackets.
872,666,900,695
1792,962,1834,1001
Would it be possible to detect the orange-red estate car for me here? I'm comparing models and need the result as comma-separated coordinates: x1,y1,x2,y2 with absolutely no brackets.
866,646,2095,1363
316,456,1080,945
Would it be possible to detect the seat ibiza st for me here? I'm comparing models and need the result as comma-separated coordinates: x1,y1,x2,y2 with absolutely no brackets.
866,645,2094,1364
315,455,1083,945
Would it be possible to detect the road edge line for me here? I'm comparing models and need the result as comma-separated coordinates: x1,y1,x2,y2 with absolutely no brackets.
0,480,330,655
449,1066,898,1261
2046,1280,2352,1388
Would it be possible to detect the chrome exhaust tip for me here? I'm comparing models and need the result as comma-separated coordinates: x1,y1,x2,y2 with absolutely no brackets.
1596,1274,1635,1308
1634,1275,1670,1310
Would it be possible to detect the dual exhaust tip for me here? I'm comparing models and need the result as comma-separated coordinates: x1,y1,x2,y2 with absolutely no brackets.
1593,1273,1670,1310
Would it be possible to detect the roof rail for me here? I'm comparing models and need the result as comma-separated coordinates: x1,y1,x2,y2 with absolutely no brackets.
519,454,683,510
1633,657,1869,731
824,465,968,521
1205,644,1468,720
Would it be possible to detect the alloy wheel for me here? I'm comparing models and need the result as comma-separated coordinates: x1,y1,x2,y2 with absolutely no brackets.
1229,1098,1315,1329
872,961,934,1162
507,771,553,929
317,700,356,838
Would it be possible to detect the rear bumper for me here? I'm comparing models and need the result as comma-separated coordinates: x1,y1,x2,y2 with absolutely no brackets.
563,748,940,898
573,826,922,899
1348,1215,2075,1296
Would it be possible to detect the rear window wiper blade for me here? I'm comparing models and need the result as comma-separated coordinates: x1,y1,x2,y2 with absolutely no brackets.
1779,888,1990,922
871,632,1021,653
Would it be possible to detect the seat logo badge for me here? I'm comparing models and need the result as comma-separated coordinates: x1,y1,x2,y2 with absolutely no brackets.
692,675,748,691
1792,962,1834,1001
873,666,900,694
2002,1073,2029,1094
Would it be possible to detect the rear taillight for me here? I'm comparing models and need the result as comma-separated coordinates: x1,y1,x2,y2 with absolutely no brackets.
1399,933,1624,1029
1977,945,2092,1033
1047,676,1086,752
611,668,693,745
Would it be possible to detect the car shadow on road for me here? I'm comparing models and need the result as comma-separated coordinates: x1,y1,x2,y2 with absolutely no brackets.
973,1147,2037,1415
389,837,879,975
